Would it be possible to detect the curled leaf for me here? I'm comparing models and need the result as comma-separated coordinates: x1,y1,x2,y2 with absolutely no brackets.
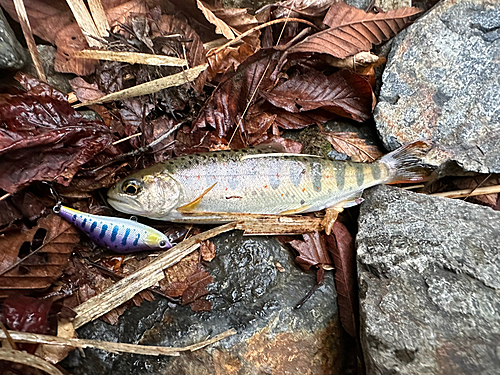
288,2,422,58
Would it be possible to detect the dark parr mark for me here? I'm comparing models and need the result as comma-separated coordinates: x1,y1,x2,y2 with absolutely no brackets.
99,224,108,239
371,163,381,180
110,225,119,242
336,164,345,190
122,228,131,246
311,162,322,192
355,164,365,187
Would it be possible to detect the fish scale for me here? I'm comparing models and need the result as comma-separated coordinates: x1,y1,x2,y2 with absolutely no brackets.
107,141,430,222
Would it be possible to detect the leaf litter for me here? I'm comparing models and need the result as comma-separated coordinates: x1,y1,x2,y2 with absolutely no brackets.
0,0,449,369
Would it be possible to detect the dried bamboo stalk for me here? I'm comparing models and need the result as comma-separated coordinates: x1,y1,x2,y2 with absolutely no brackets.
0,348,63,375
12,0,46,81
0,329,236,356
65,0,102,47
431,184,500,199
73,64,207,108
74,50,188,66
72,222,237,329
87,0,109,37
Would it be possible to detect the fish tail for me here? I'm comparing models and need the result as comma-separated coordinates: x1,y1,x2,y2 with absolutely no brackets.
380,140,432,183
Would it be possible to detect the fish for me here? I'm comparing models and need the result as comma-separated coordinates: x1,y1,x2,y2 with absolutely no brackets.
54,205,173,253
107,141,431,223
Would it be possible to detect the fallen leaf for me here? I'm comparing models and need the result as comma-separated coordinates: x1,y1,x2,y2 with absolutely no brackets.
69,77,105,102
192,50,281,141
2,295,54,354
287,232,333,271
0,214,80,291
273,0,337,18
207,43,257,76
160,252,200,297
200,240,216,262
197,0,239,39
261,69,373,122
0,73,113,193
181,264,214,311
326,221,357,337
288,2,422,58
255,134,304,153
321,131,383,162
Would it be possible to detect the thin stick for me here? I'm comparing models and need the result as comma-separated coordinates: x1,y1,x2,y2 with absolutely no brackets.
431,185,500,199
72,222,237,329
12,0,46,81
0,192,12,201
65,0,102,47
73,64,208,108
74,50,188,67
207,18,319,57
463,174,491,201
0,329,236,356
0,322,16,350
0,348,63,375
112,132,142,146
87,0,109,37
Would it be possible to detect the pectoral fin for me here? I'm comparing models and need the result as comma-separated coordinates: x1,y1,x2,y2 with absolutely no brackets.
279,204,312,215
177,183,217,212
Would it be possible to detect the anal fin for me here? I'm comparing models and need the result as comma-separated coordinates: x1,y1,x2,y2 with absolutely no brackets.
177,183,217,212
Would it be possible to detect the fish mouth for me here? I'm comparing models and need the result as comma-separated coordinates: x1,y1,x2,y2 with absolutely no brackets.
107,196,143,215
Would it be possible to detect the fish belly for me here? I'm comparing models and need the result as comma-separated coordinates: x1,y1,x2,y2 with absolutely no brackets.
168,154,389,216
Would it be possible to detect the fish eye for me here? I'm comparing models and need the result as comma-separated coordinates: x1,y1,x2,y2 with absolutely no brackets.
159,240,168,248
122,179,142,195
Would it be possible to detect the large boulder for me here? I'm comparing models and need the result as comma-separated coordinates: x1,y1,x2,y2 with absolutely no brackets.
375,0,500,173
63,232,350,374
357,185,500,374
0,8,25,69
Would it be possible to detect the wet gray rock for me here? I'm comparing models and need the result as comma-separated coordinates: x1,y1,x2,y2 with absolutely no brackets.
374,0,500,174
23,45,74,93
0,8,25,69
63,232,349,375
357,185,500,375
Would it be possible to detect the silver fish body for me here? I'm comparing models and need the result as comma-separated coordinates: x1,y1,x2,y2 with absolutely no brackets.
107,142,430,222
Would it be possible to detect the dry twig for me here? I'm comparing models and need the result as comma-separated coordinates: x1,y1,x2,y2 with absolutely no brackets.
74,50,188,66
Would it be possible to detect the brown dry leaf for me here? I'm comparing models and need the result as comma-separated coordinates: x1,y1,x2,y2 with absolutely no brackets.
321,131,383,162
200,240,216,262
261,69,373,122
197,0,238,39
181,264,214,311
287,232,333,271
326,221,357,337
69,77,105,102
288,2,422,58
273,0,337,18
160,251,200,297
207,43,257,76
0,214,79,291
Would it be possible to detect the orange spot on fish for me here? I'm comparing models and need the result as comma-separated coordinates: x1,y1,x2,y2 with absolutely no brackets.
276,173,280,178
302,188,306,192
264,185,268,189
326,175,330,179
197,175,201,180
225,187,228,191
281,194,284,197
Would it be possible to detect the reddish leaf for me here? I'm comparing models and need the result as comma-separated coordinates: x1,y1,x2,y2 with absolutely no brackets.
2,296,53,353
262,70,373,122
0,214,80,291
326,221,357,337
272,107,333,130
0,74,113,193
321,131,383,162
192,50,281,141
288,232,333,271
255,135,303,153
181,264,214,305
69,77,105,102
288,2,422,58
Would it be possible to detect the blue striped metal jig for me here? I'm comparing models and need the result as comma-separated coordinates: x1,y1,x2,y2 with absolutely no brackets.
54,204,173,253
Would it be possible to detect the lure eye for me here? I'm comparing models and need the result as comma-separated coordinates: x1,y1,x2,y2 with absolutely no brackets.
122,179,142,196
159,240,168,248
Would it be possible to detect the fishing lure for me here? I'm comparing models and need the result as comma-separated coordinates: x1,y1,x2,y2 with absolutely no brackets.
54,204,173,253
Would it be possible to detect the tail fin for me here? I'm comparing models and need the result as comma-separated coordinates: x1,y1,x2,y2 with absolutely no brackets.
380,140,432,183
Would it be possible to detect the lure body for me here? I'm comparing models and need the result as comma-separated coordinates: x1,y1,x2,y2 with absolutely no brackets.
56,205,172,253
107,141,430,223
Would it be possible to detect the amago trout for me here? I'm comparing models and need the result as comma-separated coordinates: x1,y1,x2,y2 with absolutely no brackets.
107,141,430,223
